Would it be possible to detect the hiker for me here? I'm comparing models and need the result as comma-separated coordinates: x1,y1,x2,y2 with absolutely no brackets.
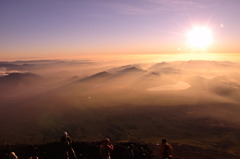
9,152,18,159
159,138,173,159
127,144,135,159
99,138,114,159
61,131,77,159
139,147,147,159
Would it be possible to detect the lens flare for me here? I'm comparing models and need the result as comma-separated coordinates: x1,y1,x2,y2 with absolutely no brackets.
187,26,213,49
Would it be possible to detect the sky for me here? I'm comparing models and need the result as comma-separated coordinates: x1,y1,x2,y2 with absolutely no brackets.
1,0,240,60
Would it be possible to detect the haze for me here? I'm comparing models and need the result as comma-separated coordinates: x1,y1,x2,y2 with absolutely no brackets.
0,54,240,156
1,0,240,157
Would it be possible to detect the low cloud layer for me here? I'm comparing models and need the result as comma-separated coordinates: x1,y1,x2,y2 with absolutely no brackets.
0,58,240,155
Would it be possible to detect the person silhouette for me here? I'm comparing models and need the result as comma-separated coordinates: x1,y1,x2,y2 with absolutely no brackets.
99,138,114,159
159,138,173,159
9,152,18,159
60,131,77,159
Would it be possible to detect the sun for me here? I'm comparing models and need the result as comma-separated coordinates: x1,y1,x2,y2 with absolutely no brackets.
187,26,213,49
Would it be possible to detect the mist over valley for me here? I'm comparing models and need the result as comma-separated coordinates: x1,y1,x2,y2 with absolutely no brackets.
0,57,240,156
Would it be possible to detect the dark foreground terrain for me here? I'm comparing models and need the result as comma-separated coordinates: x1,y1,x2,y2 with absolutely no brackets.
0,141,239,159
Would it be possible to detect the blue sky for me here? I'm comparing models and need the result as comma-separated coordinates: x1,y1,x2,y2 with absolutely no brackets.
1,0,240,60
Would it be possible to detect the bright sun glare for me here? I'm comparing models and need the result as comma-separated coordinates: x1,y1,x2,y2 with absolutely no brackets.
187,26,213,49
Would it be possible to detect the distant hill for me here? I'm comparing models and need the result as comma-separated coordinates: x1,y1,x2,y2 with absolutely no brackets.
78,71,112,83
0,73,43,96
75,67,145,85
116,66,145,74
0,72,41,85
149,62,180,74
108,65,141,73
149,61,170,70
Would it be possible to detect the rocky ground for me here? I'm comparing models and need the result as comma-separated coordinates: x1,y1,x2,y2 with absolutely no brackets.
0,141,239,159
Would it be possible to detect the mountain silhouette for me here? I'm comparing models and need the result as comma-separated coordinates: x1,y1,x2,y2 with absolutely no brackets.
149,61,169,70
0,72,41,86
149,62,180,74
78,71,112,83
116,66,145,74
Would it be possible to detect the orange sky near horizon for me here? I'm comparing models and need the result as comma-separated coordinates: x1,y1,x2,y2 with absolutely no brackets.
1,0,240,61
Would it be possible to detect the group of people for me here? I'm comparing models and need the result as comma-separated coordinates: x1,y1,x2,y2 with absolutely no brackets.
8,132,173,159
61,131,173,159
60,132,115,159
